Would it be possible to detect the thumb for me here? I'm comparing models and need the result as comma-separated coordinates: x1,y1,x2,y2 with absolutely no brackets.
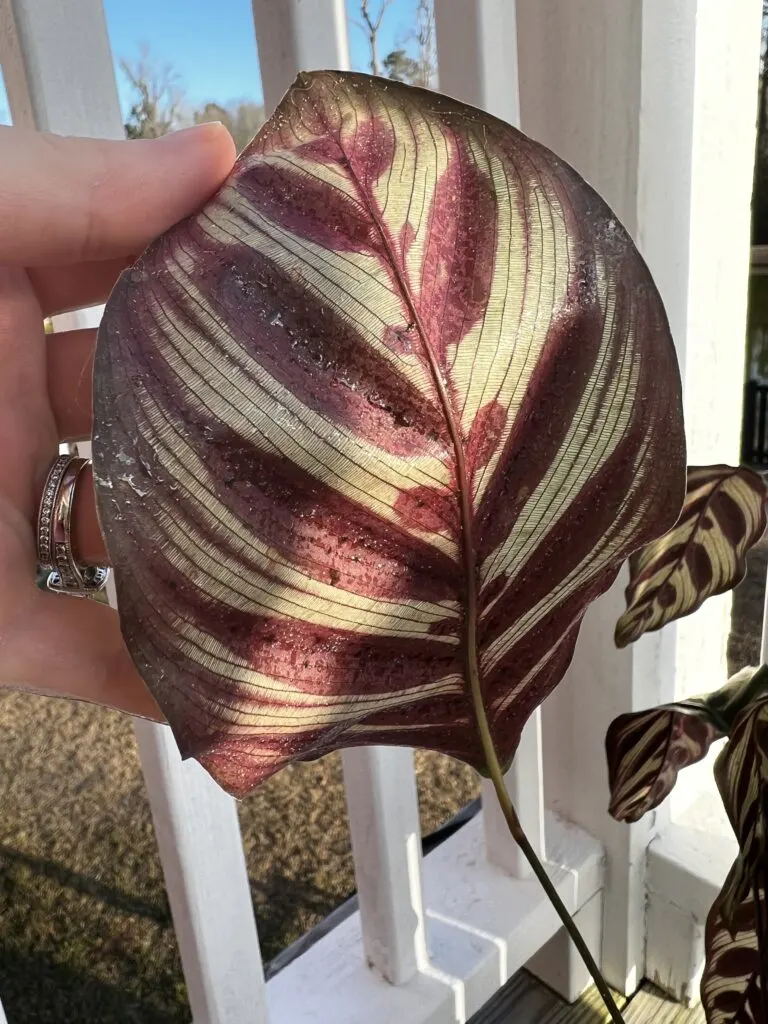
0,122,236,266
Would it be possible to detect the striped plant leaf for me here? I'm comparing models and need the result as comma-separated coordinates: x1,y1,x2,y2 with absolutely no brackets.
616,465,768,648
92,71,685,796
702,861,768,1024
714,693,768,931
605,667,768,824
606,702,723,823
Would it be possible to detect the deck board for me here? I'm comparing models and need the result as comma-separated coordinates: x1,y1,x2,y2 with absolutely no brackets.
468,971,705,1023
624,986,705,1024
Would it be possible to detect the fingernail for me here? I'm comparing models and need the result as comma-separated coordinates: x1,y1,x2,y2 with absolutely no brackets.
156,122,225,143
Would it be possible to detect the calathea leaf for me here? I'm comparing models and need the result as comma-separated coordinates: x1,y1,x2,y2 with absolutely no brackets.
616,465,768,648
702,860,768,1024
714,691,768,932
606,666,768,824
92,71,685,796
606,702,724,823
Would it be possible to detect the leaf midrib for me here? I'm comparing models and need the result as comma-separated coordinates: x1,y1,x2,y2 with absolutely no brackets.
327,108,484,715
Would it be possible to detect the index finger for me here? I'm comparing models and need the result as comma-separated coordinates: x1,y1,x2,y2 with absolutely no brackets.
0,123,236,266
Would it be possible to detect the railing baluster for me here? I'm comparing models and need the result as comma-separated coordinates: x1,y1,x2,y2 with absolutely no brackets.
0,0,122,136
342,747,429,984
250,0,349,114
435,0,520,125
133,718,268,1024
480,717,546,876
434,0,545,878
0,3,268,1019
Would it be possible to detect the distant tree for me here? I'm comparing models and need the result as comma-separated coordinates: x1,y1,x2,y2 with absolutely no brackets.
194,100,265,153
381,0,436,89
194,101,230,127
121,46,185,139
353,0,394,76
412,0,437,89
230,101,266,152
382,48,420,84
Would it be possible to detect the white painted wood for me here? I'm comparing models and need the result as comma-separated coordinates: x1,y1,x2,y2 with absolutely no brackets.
646,898,705,1008
646,823,737,1005
0,0,122,136
341,747,428,985
424,812,603,1018
270,910,453,1024
525,890,603,1003
434,0,520,126
480,715,545,879
267,812,603,1023
250,0,349,115
435,0,545,884
516,0,762,994
538,582,667,997
134,720,268,1024
665,0,762,820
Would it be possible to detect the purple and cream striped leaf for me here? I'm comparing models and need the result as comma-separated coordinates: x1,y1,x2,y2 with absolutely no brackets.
606,702,724,823
616,465,768,649
606,666,768,824
714,693,768,932
702,860,768,1024
92,71,685,796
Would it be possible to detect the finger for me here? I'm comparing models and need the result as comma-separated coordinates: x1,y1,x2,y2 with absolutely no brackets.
0,122,236,266
0,266,57,517
30,256,136,317
47,328,94,441
72,464,108,567
44,330,113,564
3,585,164,721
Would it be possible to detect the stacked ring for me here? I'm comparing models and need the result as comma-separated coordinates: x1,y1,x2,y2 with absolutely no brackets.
37,454,110,596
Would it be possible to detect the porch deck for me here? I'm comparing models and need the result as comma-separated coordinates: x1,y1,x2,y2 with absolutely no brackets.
471,974,704,1024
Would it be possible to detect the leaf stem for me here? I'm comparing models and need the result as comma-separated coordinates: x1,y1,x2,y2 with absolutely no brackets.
465,613,625,1023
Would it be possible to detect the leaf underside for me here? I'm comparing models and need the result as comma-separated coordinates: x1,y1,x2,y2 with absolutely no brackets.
715,696,768,931
605,703,723,823
702,861,768,1024
616,465,768,649
92,71,685,796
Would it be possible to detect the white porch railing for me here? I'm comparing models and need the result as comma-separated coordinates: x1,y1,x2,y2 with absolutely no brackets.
0,0,762,1020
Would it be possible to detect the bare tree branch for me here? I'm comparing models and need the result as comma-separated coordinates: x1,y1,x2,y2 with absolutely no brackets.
414,0,436,88
354,0,395,75
381,0,436,89
120,43,186,139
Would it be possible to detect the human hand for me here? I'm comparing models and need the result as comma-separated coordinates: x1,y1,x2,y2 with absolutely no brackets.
0,123,236,718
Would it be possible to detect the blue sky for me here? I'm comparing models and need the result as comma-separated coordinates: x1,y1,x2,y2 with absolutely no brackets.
0,0,422,125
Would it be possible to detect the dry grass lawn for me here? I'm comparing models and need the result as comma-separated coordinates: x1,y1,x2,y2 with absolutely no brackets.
0,690,477,1022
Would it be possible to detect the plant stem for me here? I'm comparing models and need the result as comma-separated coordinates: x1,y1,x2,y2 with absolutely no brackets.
482,746,625,1024
464,625,625,1022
